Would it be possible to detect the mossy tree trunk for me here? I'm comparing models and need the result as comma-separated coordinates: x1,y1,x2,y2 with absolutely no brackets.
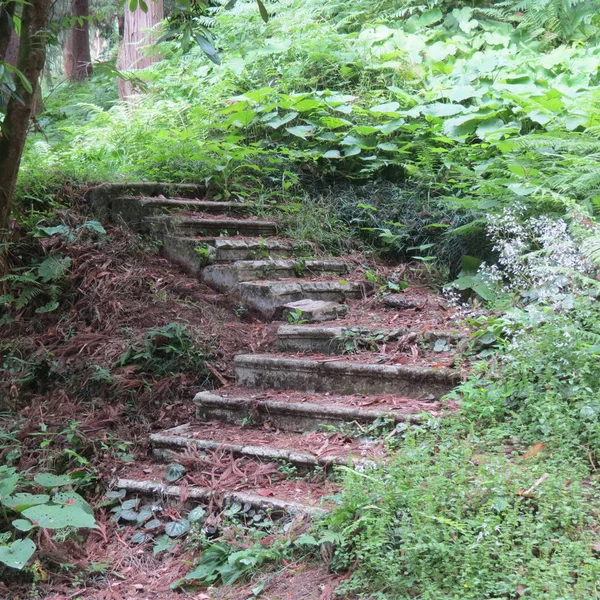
0,0,51,275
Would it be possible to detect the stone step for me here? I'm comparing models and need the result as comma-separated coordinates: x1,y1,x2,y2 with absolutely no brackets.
144,215,278,237
202,260,349,291
149,423,382,469
239,280,371,319
277,324,461,354
116,477,326,518
89,182,207,219
234,354,459,398
282,300,349,324
102,198,250,229
163,236,311,274
194,389,431,432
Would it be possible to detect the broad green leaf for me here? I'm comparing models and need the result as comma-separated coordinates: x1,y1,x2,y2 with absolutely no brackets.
323,150,341,158
12,519,35,532
0,470,19,500
264,112,297,129
80,220,106,234
379,119,405,134
292,99,322,112
165,464,185,483
53,492,94,515
476,118,505,139
422,103,465,118
165,519,190,537
188,506,206,522
0,539,36,570
370,102,400,113
22,504,96,529
34,225,69,238
2,494,50,512
34,473,74,488
286,125,315,138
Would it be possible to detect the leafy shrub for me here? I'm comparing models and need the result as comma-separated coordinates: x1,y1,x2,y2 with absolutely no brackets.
0,468,96,572
325,432,599,599
116,322,211,378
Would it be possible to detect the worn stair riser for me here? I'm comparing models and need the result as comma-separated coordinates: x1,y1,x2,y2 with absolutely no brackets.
108,199,250,229
144,217,278,237
277,325,461,354
150,433,364,471
88,182,206,220
240,281,370,319
194,392,420,433
116,478,323,517
202,260,349,291
234,355,458,398
163,236,310,275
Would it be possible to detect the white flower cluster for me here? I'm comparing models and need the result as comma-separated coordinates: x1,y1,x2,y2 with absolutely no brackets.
482,205,594,307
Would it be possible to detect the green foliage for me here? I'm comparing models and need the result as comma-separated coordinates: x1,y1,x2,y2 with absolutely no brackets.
325,431,599,599
459,297,600,456
116,322,211,377
0,467,96,571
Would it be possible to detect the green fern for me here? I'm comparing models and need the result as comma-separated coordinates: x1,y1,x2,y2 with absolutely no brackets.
496,0,600,41
582,235,600,265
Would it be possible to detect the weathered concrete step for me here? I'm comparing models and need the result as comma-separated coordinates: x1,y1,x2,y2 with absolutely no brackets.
194,390,425,432
202,260,349,290
150,423,381,469
99,198,249,229
116,478,325,517
234,354,459,398
144,215,278,237
163,236,311,274
283,300,349,324
277,325,461,354
89,182,207,220
239,280,371,319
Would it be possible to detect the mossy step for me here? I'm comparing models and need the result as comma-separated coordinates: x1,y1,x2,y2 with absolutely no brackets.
277,324,462,354
144,215,278,237
234,354,459,398
163,236,311,274
239,280,371,319
100,198,250,230
88,182,206,219
194,390,425,432
202,260,349,291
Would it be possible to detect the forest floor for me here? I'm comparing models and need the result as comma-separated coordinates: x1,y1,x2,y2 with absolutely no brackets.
1,213,460,599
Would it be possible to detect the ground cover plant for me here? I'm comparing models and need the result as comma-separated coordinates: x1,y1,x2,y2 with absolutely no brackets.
3,0,600,597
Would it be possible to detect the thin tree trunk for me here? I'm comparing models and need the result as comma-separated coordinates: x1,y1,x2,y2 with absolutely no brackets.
71,0,92,80
0,0,51,275
116,0,163,100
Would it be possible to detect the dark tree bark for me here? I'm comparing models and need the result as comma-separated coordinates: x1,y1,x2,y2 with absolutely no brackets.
0,0,51,273
64,0,92,80
0,1,16,62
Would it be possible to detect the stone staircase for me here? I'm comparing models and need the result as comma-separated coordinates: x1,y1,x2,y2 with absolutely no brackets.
89,183,465,519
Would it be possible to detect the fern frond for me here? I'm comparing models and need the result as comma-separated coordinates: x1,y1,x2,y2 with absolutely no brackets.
582,235,600,265
15,286,43,310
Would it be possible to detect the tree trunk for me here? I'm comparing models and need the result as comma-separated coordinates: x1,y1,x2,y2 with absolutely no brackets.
0,1,16,62
0,0,51,274
70,0,92,80
116,0,163,100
